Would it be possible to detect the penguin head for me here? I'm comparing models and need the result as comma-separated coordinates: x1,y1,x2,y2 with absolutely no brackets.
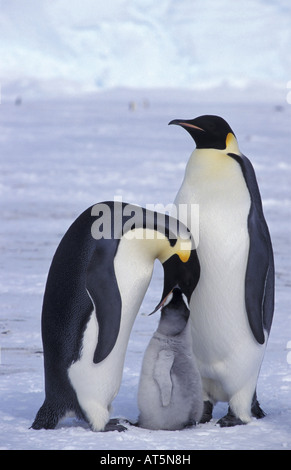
151,246,200,315
158,288,190,336
169,115,237,151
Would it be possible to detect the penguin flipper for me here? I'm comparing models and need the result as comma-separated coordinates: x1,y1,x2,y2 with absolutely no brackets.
245,203,275,344
86,240,122,364
228,152,275,345
153,349,175,407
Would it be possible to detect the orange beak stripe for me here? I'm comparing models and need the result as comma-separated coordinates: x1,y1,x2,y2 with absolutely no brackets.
179,122,205,132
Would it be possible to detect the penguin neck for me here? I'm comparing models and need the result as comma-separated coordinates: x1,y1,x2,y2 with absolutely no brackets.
113,228,186,319
184,135,242,188
118,228,191,265
154,321,190,344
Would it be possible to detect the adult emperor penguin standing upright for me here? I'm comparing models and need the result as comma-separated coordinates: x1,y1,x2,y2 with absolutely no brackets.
169,115,274,426
31,201,200,432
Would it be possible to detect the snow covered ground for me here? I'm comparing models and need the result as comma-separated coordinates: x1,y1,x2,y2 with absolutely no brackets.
0,86,290,450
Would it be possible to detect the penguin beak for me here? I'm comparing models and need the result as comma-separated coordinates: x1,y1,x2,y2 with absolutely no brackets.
168,119,205,132
149,288,175,316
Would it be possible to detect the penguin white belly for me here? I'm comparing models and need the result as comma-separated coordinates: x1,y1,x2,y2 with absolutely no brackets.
68,234,154,431
175,151,265,410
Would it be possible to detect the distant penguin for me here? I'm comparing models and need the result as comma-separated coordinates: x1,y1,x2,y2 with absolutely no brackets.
138,288,203,430
31,201,200,432
169,115,275,427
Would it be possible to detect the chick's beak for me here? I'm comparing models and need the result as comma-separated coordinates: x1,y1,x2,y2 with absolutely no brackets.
149,288,175,316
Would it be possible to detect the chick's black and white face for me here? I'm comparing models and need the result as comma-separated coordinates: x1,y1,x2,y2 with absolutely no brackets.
158,288,190,337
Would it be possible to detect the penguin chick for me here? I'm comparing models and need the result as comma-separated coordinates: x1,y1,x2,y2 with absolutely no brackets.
138,288,203,430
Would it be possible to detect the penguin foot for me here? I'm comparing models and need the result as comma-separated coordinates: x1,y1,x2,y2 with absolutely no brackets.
217,408,245,428
103,418,128,432
199,400,213,424
126,419,139,427
251,397,266,419
31,401,61,430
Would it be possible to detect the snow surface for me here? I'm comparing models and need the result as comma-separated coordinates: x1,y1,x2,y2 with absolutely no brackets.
1,0,291,97
0,85,290,450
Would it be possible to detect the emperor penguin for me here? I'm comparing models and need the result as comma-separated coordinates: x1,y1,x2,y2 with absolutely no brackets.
31,201,200,432
169,115,275,427
138,287,203,430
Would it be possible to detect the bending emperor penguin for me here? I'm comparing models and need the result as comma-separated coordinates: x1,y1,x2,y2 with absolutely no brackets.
169,115,275,427
138,287,203,430
31,201,200,432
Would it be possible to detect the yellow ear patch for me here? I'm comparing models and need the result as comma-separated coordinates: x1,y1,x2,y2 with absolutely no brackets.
225,132,234,148
225,132,240,154
177,250,191,263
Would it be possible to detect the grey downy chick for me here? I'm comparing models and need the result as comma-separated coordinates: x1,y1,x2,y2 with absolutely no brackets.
138,288,203,430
